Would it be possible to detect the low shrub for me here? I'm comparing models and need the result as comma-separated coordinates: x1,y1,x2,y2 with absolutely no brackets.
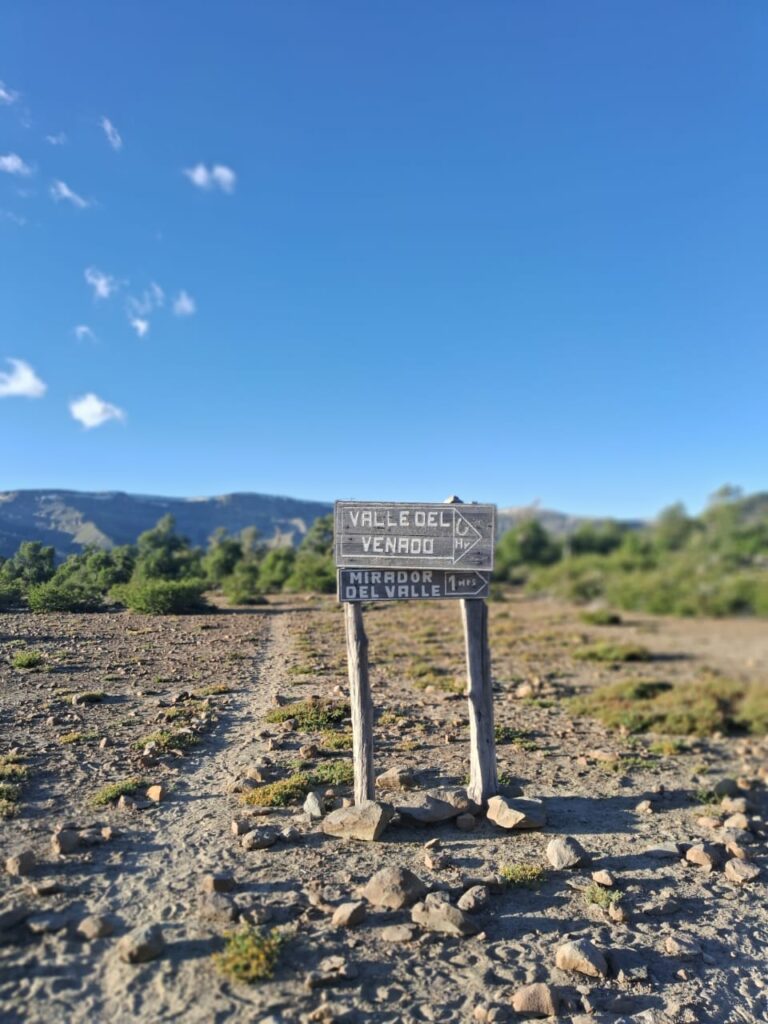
580,609,622,626
27,578,103,613
265,699,350,731
499,863,545,888
570,673,767,736
111,580,208,615
213,926,283,983
90,777,147,807
0,583,23,611
574,642,651,663
12,650,44,669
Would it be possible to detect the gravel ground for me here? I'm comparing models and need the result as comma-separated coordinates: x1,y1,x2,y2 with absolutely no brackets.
0,595,766,1024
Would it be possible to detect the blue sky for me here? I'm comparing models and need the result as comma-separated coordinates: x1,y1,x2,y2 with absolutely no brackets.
1,3,765,518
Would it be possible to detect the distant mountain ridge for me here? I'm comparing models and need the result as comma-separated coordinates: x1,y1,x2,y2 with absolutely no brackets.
0,490,334,559
0,489,646,560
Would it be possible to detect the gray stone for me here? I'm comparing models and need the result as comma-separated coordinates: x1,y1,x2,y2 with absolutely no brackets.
487,796,546,830
0,904,29,931
609,947,649,983
455,813,476,832
51,829,80,855
458,885,490,913
724,857,760,884
376,766,417,792
77,914,115,940
5,850,35,876
396,794,461,825
555,939,608,977
201,871,236,893
198,892,239,926
322,802,393,842
363,866,426,909
511,982,561,1017
27,911,72,934
664,934,702,960
117,923,166,963
685,843,724,872
331,901,367,928
546,836,588,869
303,791,324,820
381,923,417,942
241,827,278,850
411,900,478,936
642,842,681,859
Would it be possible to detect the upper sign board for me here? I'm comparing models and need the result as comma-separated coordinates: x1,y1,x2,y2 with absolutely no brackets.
334,501,496,570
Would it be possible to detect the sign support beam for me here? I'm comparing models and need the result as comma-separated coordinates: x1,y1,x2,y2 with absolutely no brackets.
344,601,375,804
445,496,499,806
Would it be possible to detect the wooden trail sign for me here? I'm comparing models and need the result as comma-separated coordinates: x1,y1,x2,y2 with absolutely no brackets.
338,568,491,602
337,497,499,811
335,501,496,570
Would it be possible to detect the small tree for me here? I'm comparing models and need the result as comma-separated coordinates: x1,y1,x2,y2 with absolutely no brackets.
134,515,203,581
258,547,297,592
0,541,56,590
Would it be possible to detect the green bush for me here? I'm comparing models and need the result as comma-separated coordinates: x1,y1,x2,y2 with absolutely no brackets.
221,561,265,605
0,583,22,611
111,579,208,614
258,548,297,592
27,578,103,613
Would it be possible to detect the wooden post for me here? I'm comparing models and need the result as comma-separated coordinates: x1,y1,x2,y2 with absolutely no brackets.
461,597,498,805
444,495,498,806
344,601,375,805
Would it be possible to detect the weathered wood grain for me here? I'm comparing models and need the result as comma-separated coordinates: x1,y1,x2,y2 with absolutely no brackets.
335,501,496,570
344,601,375,804
461,597,499,805
338,568,490,602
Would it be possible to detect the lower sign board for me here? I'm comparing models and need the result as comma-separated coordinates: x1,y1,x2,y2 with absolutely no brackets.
335,501,496,570
338,568,491,602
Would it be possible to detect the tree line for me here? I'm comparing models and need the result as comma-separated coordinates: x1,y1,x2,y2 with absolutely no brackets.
2,487,767,616
493,486,768,617
0,513,336,614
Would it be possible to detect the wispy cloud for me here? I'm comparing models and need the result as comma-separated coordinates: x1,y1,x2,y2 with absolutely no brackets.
45,132,67,146
127,282,164,318
0,153,33,176
183,163,236,193
50,180,90,208
173,290,196,316
100,116,123,151
74,324,96,342
130,317,149,338
0,81,19,106
85,266,117,300
0,358,46,398
70,393,125,429
0,210,26,226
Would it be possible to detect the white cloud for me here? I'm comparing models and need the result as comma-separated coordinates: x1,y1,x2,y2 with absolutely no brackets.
0,81,19,106
0,358,46,398
173,290,196,316
50,180,90,208
0,153,33,176
69,393,125,429
0,210,26,226
100,116,123,151
45,132,67,146
74,324,96,342
183,162,236,193
127,282,164,318
85,266,117,300
130,317,149,338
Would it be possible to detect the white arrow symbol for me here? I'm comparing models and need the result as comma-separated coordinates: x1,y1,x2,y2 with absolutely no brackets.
452,509,482,564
